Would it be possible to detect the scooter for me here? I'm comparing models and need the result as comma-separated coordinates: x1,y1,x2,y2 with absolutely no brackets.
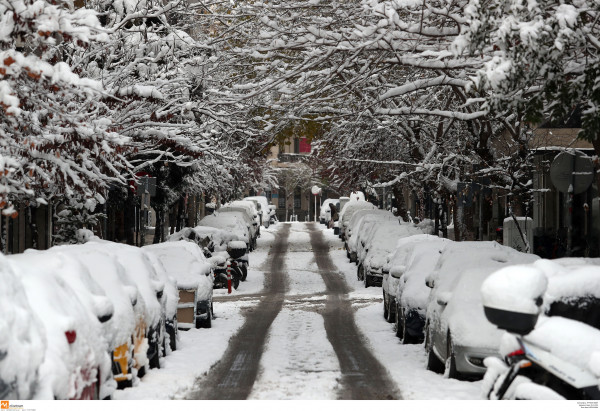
481,268,600,400
484,327,600,400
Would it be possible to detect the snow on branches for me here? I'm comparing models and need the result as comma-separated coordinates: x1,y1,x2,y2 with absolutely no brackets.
0,0,129,215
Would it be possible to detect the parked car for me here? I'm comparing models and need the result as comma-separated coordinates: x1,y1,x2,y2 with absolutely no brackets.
482,259,600,400
424,241,539,379
8,252,114,400
346,209,396,262
224,200,261,237
60,244,147,388
218,205,258,249
244,196,271,228
142,250,180,352
319,198,339,225
357,222,427,287
338,200,377,241
97,241,167,371
386,236,451,343
267,205,278,225
144,241,214,330
0,254,46,400
199,213,251,251
169,226,237,253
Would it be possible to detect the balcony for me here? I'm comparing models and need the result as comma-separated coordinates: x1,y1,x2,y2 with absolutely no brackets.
277,153,309,163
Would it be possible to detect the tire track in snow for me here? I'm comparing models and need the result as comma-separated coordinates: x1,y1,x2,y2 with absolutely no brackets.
188,224,290,400
308,223,402,400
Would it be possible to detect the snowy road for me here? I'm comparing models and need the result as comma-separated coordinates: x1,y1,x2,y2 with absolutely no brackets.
114,222,482,400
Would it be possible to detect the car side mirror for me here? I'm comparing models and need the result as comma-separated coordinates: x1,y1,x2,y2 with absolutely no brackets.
390,265,406,279
425,276,435,289
437,291,451,306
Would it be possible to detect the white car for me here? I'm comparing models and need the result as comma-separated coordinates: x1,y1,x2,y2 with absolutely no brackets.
244,196,271,228
199,213,251,250
424,241,539,379
319,198,339,225
0,254,46,400
338,200,377,241
346,209,396,262
8,252,114,400
144,241,214,330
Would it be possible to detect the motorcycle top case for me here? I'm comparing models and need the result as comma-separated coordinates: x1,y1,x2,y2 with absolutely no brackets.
483,306,539,335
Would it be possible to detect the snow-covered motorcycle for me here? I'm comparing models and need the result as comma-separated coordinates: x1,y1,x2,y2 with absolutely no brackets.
481,266,600,400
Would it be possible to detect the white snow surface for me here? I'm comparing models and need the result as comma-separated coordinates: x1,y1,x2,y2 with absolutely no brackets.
249,309,340,399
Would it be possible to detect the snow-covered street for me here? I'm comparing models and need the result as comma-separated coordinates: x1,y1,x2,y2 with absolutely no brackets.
113,222,482,400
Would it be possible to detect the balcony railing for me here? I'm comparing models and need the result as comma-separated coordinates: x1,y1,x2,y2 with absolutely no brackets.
277,153,309,163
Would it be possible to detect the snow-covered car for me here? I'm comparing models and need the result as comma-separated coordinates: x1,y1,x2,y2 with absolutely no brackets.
93,241,167,372
142,250,179,352
482,259,600,399
199,213,251,251
244,196,271,228
223,200,261,237
8,252,114,400
357,222,427,287
387,236,452,343
346,209,396,262
144,241,214,330
0,254,46,400
59,244,147,388
218,205,259,249
267,204,278,225
168,226,237,253
319,198,339,225
424,242,539,379
338,200,377,241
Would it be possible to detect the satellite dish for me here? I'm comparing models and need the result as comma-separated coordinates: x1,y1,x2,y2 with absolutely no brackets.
550,150,594,194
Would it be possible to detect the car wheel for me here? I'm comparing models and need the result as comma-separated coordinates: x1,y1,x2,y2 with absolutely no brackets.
137,364,146,378
425,326,444,374
446,334,461,380
168,324,177,352
197,305,213,329
149,340,160,369
233,276,240,290
394,305,403,339
383,291,389,320
386,297,395,324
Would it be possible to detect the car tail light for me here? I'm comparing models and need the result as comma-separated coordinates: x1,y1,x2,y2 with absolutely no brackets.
507,349,525,358
65,330,77,344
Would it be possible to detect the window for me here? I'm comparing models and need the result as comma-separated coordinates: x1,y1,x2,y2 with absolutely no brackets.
293,138,300,154
294,188,301,209
279,189,286,208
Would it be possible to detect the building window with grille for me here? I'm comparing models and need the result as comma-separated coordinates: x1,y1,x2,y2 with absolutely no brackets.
279,189,286,208
294,188,301,209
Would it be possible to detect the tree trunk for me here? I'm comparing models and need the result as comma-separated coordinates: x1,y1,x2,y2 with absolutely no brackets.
392,184,409,221
153,209,163,244
125,191,136,245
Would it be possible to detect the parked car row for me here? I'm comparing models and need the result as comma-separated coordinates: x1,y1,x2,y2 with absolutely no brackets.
330,198,600,399
0,234,209,399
